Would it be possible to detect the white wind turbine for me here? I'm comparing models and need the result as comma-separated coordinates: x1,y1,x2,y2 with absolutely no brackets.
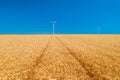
97,26,100,34
50,21,56,35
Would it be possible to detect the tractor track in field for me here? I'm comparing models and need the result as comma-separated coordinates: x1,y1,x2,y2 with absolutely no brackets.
56,36,101,80
25,37,52,80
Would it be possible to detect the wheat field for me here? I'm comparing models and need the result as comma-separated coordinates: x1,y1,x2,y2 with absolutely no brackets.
0,35,120,80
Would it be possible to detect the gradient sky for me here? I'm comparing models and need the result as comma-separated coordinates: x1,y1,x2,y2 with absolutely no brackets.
0,0,120,34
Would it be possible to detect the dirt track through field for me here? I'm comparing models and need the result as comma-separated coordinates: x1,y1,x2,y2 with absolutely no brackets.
32,36,90,80
26,37,52,80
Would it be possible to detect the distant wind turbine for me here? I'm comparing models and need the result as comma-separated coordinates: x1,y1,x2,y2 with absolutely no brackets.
50,21,56,35
97,26,100,34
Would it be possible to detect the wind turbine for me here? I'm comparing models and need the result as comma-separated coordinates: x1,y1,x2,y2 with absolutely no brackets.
97,26,100,34
50,21,56,35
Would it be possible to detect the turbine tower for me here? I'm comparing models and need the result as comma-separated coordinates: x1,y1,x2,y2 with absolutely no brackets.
97,26,100,34
50,21,56,35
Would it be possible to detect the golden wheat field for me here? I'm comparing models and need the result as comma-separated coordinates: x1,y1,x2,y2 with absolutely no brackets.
0,35,120,80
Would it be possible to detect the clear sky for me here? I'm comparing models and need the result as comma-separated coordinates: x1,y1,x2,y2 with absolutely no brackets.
0,0,120,34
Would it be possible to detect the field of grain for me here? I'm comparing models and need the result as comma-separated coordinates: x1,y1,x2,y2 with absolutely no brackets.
0,35,120,80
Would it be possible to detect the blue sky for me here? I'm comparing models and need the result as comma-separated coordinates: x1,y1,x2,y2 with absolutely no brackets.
0,0,120,34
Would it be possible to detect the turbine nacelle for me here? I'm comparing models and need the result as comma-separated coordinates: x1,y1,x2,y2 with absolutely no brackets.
50,21,56,24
